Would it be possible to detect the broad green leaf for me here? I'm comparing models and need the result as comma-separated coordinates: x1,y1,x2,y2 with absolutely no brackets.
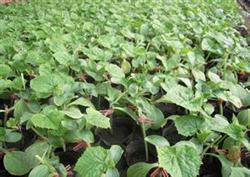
25,141,50,168
4,151,32,176
105,168,119,177
230,85,250,106
222,120,246,141
80,130,94,143
136,98,165,129
53,51,74,66
121,60,131,74
0,64,12,77
30,75,54,94
221,119,250,150
203,103,215,115
14,99,28,119
207,115,230,132
238,109,250,127
201,38,222,55
110,145,123,164
63,129,94,143
211,154,250,177
145,135,169,147
31,110,64,130
192,69,206,81
5,131,22,143
230,167,250,177
63,107,83,119
157,142,201,177
173,115,205,137
28,165,50,177
161,85,203,112
106,64,125,84
61,119,78,130
85,108,111,129
69,97,94,108
207,71,221,83
31,114,57,129
127,162,157,177
74,146,111,177
216,92,242,108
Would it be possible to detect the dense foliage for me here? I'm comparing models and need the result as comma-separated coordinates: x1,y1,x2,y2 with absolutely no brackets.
0,0,250,177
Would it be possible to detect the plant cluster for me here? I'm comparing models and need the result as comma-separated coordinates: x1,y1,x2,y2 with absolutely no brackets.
0,0,250,177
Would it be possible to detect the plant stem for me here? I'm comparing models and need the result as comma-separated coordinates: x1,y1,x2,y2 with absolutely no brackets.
3,105,14,127
219,101,224,115
21,73,26,90
31,127,48,140
223,55,228,79
141,124,149,162
201,135,222,157
36,155,56,173
111,90,128,107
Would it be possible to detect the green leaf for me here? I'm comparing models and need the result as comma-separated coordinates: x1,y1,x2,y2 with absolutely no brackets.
201,38,222,55
105,168,119,177
207,115,230,132
14,99,28,119
4,151,32,176
145,135,169,147
69,97,94,108
173,115,205,137
230,85,250,106
222,120,246,141
161,85,203,112
85,108,111,129
207,71,221,83
25,141,50,168
211,154,250,177
230,167,250,177
30,75,54,94
80,130,94,144
31,114,56,129
203,103,215,115
110,145,123,164
127,162,157,177
220,118,250,150
5,131,22,143
121,60,131,74
53,51,74,66
106,64,125,84
238,109,250,127
28,165,50,177
31,110,64,130
0,64,12,77
63,107,83,119
61,119,78,130
157,142,201,177
192,69,206,81
74,146,110,177
136,98,165,129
